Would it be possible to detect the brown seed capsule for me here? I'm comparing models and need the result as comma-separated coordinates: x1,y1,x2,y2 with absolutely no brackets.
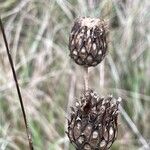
69,17,108,67
66,90,121,150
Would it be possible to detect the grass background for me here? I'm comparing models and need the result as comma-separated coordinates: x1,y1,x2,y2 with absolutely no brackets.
0,0,150,150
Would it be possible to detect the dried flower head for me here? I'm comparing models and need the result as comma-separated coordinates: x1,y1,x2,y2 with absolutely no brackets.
66,89,121,150
69,17,108,67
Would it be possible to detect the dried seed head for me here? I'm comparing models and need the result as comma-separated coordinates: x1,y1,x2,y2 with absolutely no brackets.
69,17,108,67
66,89,121,150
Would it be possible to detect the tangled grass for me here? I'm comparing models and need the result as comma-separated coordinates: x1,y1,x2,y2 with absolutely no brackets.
0,0,149,150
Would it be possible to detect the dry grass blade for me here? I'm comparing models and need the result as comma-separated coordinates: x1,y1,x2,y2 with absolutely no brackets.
119,106,150,150
0,17,34,150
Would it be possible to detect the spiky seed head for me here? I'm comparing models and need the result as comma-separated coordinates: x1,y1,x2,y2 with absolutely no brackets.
69,17,108,67
66,89,121,150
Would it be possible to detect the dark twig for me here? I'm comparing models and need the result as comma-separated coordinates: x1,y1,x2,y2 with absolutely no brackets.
0,17,34,150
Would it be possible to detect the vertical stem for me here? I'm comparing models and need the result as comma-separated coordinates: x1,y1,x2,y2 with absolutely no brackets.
84,67,89,91
0,18,34,150
88,0,95,10
99,61,104,89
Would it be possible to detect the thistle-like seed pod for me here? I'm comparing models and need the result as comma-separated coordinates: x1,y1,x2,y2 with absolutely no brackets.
67,89,121,150
69,17,108,67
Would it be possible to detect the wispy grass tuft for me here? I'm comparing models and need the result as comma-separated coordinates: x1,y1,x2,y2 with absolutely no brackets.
0,0,149,149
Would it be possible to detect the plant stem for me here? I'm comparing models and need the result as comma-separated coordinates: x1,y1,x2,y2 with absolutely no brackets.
84,67,89,91
0,18,34,150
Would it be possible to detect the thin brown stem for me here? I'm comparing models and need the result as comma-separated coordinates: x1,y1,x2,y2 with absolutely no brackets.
0,17,34,150
84,67,89,91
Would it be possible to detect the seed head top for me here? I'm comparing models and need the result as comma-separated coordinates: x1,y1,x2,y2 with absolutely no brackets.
69,17,108,67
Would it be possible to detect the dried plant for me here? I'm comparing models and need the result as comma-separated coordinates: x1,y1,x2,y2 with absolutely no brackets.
67,90,121,150
69,17,108,67
67,17,121,150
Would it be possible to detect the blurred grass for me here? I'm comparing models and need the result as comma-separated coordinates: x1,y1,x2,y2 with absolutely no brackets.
0,0,150,149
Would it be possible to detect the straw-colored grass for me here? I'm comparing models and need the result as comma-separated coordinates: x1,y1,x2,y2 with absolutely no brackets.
0,0,149,149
